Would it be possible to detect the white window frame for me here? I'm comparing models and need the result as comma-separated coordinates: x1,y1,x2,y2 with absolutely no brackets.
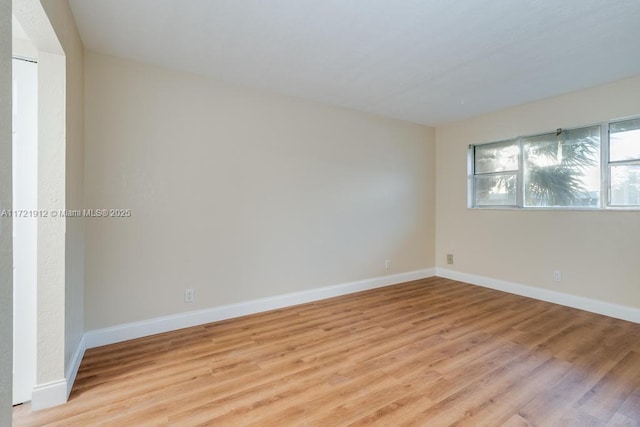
470,140,520,208
468,117,640,211
606,117,640,209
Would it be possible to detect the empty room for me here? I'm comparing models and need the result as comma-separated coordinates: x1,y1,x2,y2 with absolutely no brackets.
3,0,640,425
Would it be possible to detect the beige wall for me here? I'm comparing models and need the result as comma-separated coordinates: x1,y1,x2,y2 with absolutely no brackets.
436,75,640,308
35,49,67,384
0,0,13,422
40,0,85,381
14,0,68,389
13,0,84,401
84,52,435,330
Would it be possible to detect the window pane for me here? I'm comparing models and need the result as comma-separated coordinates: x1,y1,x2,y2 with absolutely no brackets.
611,164,640,206
474,173,516,206
610,118,640,162
523,126,600,207
474,142,518,174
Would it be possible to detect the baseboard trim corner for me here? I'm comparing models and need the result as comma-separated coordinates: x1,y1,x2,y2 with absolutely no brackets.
30,334,86,411
436,268,640,323
31,379,67,411
85,268,436,349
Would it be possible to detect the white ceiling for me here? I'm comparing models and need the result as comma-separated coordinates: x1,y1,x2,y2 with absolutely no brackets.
68,0,640,126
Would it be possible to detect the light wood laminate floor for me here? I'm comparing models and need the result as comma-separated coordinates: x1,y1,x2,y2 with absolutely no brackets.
13,277,640,426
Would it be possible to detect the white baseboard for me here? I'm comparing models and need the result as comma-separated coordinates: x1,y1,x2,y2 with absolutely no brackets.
31,379,67,411
85,268,436,349
31,334,86,411
436,268,640,323
65,334,86,398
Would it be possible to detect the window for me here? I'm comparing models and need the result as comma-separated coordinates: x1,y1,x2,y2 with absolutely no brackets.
470,117,640,209
522,126,600,207
609,118,640,206
473,141,518,207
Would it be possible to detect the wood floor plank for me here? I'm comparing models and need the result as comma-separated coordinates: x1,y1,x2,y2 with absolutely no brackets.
453,356,571,427
578,351,640,422
606,412,640,427
12,277,640,426
555,407,604,427
401,350,551,426
618,387,640,422
516,339,630,426
500,413,532,427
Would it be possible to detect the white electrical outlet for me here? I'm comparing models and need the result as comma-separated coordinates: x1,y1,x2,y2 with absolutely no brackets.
553,270,562,282
385,259,391,269
185,288,194,302
446,254,454,265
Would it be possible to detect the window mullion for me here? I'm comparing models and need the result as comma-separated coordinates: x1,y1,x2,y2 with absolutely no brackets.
467,146,475,208
474,170,518,177
517,138,524,207
601,122,610,208
609,159,640,166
